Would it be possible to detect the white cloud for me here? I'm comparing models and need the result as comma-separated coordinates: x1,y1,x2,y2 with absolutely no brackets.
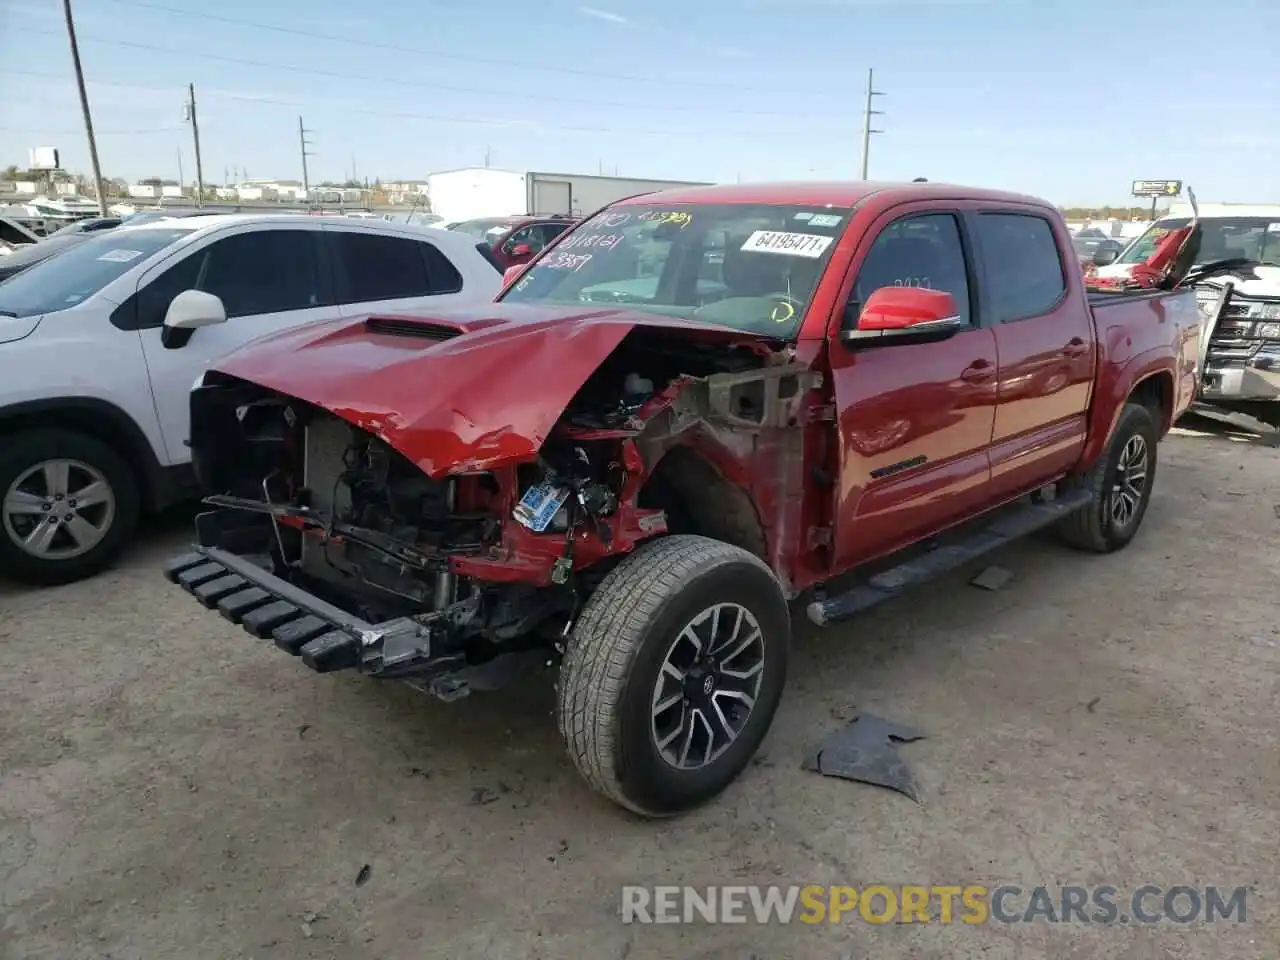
578,6,630,25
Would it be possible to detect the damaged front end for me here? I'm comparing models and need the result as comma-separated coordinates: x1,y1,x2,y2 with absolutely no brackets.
167,320,819,700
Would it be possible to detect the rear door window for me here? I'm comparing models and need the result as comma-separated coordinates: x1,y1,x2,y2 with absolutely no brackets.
973,214,1066,322
332,231,433,303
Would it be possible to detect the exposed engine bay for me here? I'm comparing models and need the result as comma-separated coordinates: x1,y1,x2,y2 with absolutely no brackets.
186,326,818,696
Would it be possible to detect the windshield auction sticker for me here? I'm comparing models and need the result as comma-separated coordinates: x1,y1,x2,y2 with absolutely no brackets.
741,230,834,258
96,249,145,263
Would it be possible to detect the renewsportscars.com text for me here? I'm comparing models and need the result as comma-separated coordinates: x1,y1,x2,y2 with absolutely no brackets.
621,884,1248,925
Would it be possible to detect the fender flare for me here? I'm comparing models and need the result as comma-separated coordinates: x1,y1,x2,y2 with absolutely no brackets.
1080,349,1176,468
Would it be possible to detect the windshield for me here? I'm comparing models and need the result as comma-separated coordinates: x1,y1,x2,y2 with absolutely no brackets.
501,202,850,336
1117,216,1280,266
449,218,514,241
0,228,192,318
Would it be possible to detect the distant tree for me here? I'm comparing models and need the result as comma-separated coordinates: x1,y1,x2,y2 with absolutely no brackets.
0,165,19,181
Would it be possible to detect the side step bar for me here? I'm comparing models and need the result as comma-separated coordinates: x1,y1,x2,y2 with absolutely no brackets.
806,489,1093,626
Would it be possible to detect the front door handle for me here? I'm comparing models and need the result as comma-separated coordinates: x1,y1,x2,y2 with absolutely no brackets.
960,360,994,383
1063,337,1089,358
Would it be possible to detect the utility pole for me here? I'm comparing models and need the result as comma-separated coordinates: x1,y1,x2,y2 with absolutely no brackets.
183,84,205,206
62,0,107,215
859,68,885,180
176,147,184,194
298,116,315,200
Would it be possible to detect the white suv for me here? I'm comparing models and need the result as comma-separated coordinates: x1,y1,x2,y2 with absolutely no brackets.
0,214,502,585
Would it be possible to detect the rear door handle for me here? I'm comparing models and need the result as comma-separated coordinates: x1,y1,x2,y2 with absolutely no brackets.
960,360,994,383
1063,338,1089,358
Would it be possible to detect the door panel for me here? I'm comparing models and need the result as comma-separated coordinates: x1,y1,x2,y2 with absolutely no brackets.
974,212,1095,495
831,328,999,568
829,209,999,570
137,228,333,463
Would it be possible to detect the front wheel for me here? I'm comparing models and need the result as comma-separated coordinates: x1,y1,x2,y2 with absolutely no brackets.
557,535,790,817
0,429,140,585
1055,402,1158,553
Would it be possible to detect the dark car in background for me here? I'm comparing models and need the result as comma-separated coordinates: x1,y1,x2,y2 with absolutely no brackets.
48,216,124,237
1071,227,1125,265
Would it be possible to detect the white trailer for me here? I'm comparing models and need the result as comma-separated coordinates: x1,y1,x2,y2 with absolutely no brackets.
525,171,711,216
426,168,711,222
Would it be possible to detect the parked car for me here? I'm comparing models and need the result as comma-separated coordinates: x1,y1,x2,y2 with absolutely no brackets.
163,181,1198,816
119,209,209,227
447,214,577,269
0,216,41,253
1070,227,1124,265
48,216,124,237
0,215,503,585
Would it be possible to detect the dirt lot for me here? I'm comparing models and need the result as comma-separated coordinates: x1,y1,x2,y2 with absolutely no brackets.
2,412,1277,960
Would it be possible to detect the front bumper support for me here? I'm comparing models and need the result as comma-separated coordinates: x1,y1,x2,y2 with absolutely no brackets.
163,547,368,671
162,546,544,698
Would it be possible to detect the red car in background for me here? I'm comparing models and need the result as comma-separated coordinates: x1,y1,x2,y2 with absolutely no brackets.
446,214,577,269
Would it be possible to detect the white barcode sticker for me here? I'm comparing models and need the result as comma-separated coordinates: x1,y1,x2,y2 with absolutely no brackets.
740,230,833,259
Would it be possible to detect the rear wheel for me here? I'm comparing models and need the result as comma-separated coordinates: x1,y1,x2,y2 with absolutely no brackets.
557,535,789,817
1056,402,1158,553
0,429,140,585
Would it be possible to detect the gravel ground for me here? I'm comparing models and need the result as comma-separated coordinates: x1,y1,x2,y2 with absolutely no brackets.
2,412,1277,960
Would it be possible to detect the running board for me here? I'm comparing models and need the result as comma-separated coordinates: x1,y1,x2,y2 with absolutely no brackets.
805,489,1093,626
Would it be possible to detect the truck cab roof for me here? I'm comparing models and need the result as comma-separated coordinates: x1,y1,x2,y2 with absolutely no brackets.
619,180,1050,209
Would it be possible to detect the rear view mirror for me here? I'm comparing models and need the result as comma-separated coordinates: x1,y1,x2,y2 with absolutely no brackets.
161,289,226,349
842,286,963,345
509,243,532,258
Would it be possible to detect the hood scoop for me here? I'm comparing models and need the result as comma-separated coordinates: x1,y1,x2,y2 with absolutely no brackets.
365,315,462,341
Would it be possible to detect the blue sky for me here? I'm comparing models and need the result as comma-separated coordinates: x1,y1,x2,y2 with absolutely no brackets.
1,0,1277,205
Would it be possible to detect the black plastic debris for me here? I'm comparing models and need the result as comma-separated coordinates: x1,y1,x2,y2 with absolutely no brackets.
801,712,926,802
355,864,372,887
970,565,1013,591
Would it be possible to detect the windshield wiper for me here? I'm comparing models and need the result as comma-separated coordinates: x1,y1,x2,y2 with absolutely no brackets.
0,310,18,318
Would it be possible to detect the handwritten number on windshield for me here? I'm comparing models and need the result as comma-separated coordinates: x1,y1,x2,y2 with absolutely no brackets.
542,252,593,272
638,211,692,229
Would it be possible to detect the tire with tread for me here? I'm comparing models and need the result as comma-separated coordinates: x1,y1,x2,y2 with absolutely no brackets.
0,429,140,585
1056,402,1158,553
557,534,789,817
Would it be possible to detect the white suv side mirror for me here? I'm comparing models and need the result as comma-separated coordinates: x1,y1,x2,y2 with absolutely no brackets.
161,289,226,349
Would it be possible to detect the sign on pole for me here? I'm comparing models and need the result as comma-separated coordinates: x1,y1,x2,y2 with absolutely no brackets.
1131,179,1182,198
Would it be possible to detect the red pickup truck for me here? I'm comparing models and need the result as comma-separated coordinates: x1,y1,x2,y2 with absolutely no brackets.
164,181,1200,817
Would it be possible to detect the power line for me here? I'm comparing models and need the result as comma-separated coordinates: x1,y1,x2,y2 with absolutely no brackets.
98,0,822,96
20,27,811,120
0,124,179,136
1,70,817,140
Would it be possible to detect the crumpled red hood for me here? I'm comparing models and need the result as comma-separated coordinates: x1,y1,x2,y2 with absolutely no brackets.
212,302,768,477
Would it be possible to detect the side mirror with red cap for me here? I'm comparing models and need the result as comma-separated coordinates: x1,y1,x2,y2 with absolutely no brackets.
841,286,964,345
